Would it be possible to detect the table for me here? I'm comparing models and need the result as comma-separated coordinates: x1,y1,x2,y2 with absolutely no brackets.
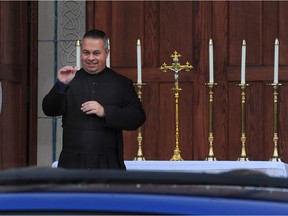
124,160,288,178
52,160,288,178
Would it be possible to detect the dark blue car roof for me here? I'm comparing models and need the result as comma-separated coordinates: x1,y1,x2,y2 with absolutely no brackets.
0,167,288,214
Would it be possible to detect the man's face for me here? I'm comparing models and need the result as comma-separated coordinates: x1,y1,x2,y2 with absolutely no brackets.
81,37,109,74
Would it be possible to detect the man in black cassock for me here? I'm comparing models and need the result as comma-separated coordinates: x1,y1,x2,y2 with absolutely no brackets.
42,29,146,169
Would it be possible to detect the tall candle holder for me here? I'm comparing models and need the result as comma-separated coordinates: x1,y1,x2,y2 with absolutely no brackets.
160,51,193,161
134,83,145,161
205,82,217,161
269,83,281,162
238,83,249,161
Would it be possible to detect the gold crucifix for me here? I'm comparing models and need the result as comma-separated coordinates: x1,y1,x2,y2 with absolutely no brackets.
160,51,192,83
160,51,193,161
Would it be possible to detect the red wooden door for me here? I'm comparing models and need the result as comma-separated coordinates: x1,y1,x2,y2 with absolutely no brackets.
87,1,288,162
0,2,32,169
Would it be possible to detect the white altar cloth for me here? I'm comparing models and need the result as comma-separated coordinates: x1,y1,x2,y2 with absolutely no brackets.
52,160,288,178
124,161,288,178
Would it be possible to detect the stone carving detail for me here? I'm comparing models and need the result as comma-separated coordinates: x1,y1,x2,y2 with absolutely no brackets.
58,1,85,67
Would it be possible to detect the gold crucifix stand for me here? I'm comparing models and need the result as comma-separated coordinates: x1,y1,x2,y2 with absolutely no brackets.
160,51,193,161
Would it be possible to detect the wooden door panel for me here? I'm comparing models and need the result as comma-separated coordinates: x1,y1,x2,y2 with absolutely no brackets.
159,1,193,62
143,2,159,68
139,82,160,160
212,1,229,161
0,2,29,169
246,83,267,160
279,2,288,64
111,1,144,68
229,1,263,65
262,2,278,65
262,85,274,160
158,82,176,160
1,82,21,168
279,85,288,161
179,82,194,160
228,83,241,160
89,1,288,162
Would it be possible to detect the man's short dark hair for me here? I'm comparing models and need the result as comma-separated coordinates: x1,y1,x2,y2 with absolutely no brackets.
83,29,109,51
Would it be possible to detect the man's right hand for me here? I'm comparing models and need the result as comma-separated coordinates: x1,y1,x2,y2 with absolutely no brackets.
57,66,78,84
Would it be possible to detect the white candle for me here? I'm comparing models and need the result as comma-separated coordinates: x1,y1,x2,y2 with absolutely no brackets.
106,38,110,68
76,40,81,69
274,38,279,84
137,39,142,84
209,38,214,83
241,40,246,84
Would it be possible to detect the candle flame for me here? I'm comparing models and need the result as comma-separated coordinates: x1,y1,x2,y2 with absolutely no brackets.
76,40,81,46
275,38,279,45
209,38,213,45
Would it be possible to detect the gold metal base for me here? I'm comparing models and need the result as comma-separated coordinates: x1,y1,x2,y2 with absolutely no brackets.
205,155,216,161
238,133,249,161
270,133,281,162
134,156,145,161
134,139,145,161
270,157,281,162
238,156,249,161
205,132,216,161
170,149,183,161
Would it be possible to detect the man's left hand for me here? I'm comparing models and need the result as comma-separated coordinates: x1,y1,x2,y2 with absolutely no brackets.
81,101,105,117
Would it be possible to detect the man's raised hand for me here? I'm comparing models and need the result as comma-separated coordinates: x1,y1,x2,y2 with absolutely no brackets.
58,66,79,84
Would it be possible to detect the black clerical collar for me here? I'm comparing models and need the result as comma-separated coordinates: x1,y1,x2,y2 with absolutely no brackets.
83,67,108,76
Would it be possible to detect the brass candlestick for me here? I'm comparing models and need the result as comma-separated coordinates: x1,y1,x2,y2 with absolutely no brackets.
238,83,249,161
269,83,281,162
205,82,217,161
134,83,145,161
160,51,193,161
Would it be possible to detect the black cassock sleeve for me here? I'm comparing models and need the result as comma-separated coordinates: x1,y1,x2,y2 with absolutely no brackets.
103,79,146,131
42,82,68,116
